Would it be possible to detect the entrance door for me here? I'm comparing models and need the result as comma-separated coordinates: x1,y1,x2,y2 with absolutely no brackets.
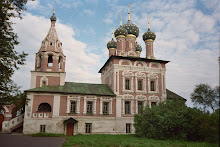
66,123,74,136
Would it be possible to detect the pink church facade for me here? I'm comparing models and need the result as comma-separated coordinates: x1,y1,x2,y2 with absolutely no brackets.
1,7,185,135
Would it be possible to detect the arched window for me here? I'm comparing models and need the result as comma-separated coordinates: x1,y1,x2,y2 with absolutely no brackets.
38,103,51,112
150,81,155,91
58,56,63,69
48,55,53,67
37,55,42,68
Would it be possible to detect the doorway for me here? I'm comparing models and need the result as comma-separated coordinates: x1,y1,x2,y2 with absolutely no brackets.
66,123,74,136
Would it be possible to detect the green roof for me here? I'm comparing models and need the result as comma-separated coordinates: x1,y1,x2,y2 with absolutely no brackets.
25,82,115,96
166,89,186,101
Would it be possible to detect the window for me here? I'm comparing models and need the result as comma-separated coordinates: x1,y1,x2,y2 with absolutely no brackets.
42,81,46,87
87,101,93,114
103,102,109,114
70,101,76,113
38,103,51,112
37,55,42,68
125,101,130,114
40,125,46,133
126,123,131,133
58,56,62,69
138,101,143,114
85,123,92,133
125,79,130,90
151,102,157,107
138,80,142,90
48,55,53,67
150,81,155,91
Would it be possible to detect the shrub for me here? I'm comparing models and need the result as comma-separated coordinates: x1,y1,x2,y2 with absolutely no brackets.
134,100,219,143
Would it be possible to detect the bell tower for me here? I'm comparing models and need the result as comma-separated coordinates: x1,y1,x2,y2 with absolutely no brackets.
30,9,66,89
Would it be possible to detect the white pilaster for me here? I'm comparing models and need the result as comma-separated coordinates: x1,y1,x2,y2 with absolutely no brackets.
53,95,60,117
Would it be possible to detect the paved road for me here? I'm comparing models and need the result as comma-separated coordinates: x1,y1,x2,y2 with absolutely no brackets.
0,133,66,147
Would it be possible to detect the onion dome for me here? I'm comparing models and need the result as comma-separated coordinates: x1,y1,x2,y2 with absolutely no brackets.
122,5,139,37
136,41,142,52
107,29,117,49
143,17,156,41
114,14,128,38
50,9,56,22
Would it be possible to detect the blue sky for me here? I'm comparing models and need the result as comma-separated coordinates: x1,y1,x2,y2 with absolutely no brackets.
12,0,219,107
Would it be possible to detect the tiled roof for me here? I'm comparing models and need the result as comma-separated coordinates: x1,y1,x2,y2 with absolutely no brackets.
166,89,186,101
25,82,115,96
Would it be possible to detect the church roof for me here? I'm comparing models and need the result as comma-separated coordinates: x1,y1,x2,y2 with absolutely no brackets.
166,89,186,101
25,82,116,96
99,55,170,73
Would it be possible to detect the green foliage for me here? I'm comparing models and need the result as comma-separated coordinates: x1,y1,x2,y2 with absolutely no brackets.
0,0,28,108
191,84,219,112
63,134,218,147
134,100,219,143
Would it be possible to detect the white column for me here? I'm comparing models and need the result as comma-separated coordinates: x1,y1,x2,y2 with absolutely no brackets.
122,99,125,114
53,95,60,117
109,100,112,114
83,98,86,114
116,96,122,117
77,98,80,114
100,99,103,114
131,100,134,114
93,100,96,114
66,97,70,113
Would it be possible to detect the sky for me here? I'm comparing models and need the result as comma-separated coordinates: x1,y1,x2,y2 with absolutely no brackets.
12,0,220,107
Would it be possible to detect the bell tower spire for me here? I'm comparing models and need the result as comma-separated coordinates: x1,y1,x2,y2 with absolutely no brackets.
128,4,130,21
31,7,66,89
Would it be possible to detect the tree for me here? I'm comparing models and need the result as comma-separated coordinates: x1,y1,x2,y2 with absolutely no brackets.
0,0,28,108
190,84,219,112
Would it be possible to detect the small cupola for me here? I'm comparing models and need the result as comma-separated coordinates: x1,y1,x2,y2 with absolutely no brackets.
122,4,139,37
50,9,57,22
114,14,128,38
143,17,156,41
107,29,117,49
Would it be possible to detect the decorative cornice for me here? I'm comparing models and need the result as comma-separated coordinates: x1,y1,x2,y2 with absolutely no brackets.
116,35,126,39
127,34,136,38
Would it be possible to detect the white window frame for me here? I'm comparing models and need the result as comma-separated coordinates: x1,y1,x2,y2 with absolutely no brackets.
135,95,147,114
148,95,159,108
99,97,113,115
83,96,97,115
148,73,159,94
122,71,134,93
122,94,134,115
135,72,147,93
66,95,80,114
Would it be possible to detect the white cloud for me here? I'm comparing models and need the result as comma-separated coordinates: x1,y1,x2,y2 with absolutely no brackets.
83,9,95,16
104,0,219,107
12,12,101,90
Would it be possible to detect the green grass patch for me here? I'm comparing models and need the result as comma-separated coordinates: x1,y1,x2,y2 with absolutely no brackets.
63,134,218,147
32,133,66,137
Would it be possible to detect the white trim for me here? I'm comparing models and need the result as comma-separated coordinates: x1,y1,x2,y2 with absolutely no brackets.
135,95,147,114
148,95,160,108
148,73,159,94
83,96,97,115
52,95,60,117
119,59,132,66
40,76,48,87
100,97,113,115
135,72,147,93
66,95,80,114
122,71,134,93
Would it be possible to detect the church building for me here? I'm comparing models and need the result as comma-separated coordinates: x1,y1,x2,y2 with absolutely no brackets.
1,7,185,135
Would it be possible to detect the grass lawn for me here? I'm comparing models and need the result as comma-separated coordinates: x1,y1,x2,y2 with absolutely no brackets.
62,134,218,147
